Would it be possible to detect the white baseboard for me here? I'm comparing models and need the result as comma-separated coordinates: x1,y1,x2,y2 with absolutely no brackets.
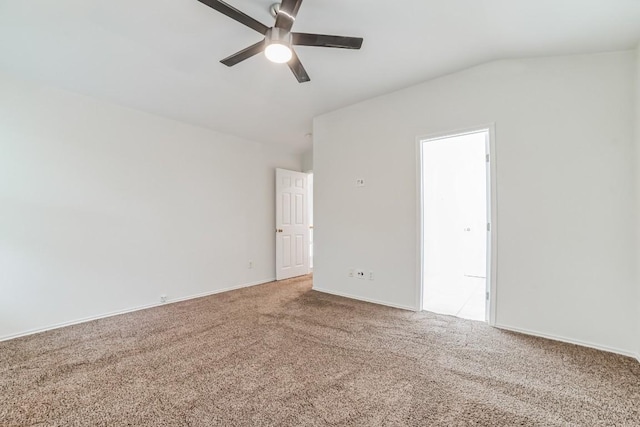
312,287,417,311
494,323,638,361
163,278,275,305
0,278,275,343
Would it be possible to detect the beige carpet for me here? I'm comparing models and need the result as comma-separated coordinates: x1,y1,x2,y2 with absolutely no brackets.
1,275,639,426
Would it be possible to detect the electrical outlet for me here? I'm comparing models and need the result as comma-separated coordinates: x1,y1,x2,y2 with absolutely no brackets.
356,178,365,187
160,294,167,303
369,271,374,281
248,260,253,269
348,268,354,278
355,269,365,279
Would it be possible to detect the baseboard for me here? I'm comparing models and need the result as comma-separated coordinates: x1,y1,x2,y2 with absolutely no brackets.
163,278,275,305
312,287,417,311
0,277,275,343
494,323,638,361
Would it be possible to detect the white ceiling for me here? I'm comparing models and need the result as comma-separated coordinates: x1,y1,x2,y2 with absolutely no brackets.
1,0,640,153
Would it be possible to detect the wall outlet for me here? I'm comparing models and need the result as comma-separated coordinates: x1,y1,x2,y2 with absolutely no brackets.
248,260,253,269
160,294,168,303
356,178,365,187
348,268,354,278
369,271,374,281
355,269,365,279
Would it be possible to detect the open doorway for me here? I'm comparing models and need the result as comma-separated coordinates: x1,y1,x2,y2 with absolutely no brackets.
420,129,491,321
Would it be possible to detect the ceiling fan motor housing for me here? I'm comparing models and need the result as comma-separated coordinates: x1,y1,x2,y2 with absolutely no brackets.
265,27,292,47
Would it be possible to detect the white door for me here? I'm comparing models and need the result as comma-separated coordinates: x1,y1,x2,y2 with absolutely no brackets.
276,168,309,280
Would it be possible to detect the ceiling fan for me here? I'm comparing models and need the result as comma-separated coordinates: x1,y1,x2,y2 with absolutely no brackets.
196,0,364,83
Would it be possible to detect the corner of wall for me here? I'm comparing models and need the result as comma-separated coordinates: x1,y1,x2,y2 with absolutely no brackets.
632,42,640,361
301,149,314,173
635,42,640,361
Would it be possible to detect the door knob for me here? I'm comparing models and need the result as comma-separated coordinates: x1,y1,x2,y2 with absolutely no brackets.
276,229,283,233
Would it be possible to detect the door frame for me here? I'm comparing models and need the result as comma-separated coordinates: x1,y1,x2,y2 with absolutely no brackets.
415,124,498,325
306,172,314,272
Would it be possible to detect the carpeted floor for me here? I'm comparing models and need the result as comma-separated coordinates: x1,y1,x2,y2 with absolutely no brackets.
1,275,639,426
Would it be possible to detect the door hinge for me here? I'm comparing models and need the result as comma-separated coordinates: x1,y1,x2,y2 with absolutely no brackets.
486,291,490,301
487,223,491,231
485,154,490,163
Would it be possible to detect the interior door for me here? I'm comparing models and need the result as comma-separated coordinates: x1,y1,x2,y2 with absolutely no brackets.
276,168,309,280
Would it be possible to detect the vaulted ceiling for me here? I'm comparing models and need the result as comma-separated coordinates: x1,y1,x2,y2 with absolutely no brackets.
1,0,640,152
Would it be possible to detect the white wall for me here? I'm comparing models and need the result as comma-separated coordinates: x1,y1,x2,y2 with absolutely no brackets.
0,72,301,340
301,149,314,172
636,44,640,359
313,51,638,356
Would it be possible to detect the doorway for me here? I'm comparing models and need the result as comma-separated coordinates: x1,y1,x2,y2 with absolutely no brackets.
420,129,491,321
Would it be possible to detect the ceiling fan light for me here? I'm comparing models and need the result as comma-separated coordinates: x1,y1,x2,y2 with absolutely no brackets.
265,43,292,63
264,27,293,64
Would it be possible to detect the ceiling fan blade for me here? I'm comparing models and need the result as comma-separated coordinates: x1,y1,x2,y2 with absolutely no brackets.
274,0,303,32
197,0,269,35
220,41,265,67
292,33,363,49
287,50,310,83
